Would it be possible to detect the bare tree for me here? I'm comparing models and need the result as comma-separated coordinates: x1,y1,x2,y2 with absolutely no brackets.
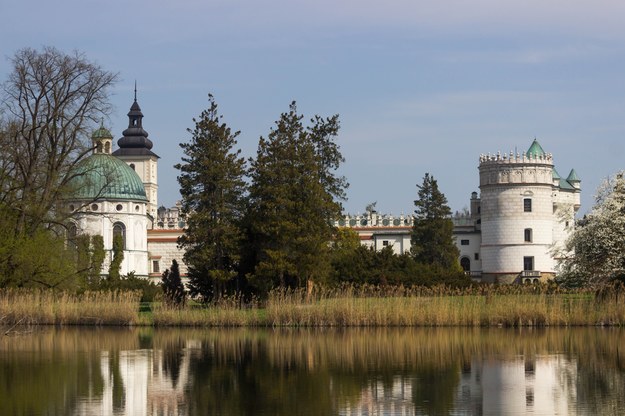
0,47,117,288
0,46,118,237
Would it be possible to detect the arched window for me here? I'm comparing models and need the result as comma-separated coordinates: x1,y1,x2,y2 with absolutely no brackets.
460,257,471,272
104,142,111,153
67,222,78,250
112,222,126,250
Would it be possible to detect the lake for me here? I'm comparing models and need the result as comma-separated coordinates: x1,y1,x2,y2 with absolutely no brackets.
0,327,623,415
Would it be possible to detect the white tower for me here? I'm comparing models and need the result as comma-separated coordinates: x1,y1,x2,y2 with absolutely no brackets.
478,140,580,283
67,125,150,277
112,87,159,220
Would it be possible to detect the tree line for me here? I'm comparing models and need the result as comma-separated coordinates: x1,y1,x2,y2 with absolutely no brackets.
0,46,621,296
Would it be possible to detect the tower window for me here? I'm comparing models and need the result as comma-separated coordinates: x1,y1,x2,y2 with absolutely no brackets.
382,240,389,246
112,222,126,250
152,260,160,273
524,228,532,242
523,198,532,212
461,239,470,246
474,253,479,260
523,256,534,271
129,163,135,171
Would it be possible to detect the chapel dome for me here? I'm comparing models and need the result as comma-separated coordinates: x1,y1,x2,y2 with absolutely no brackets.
69,154,148,202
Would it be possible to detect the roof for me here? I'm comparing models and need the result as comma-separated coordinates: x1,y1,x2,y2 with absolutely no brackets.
92,124,113,140
526,139,546,158
567,169,580,182
68,154,148,201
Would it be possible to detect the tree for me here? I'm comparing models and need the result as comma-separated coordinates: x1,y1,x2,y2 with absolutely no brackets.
411,173,461,271
176,95,247,302
245,102,347,293
108,234,124,280
162,259,186,308
559,172,625,287
0,46,117,288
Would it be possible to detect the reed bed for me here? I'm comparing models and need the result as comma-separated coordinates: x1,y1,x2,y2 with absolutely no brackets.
0,289,141,326
3,283,625,327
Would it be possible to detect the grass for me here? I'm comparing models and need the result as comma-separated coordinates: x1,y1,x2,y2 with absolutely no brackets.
1,283,624,327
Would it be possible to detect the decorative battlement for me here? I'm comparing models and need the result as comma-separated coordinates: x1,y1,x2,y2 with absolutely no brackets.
335,213,413,228
479,151,553,165
154,202,186,230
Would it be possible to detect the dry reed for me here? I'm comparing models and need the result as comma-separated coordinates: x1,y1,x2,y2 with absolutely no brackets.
0,289,141,326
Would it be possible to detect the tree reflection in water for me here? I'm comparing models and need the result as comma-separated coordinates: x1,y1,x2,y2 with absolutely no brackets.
0,327,624,415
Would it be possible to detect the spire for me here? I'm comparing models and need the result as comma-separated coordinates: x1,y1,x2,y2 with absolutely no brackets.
112,87,159,158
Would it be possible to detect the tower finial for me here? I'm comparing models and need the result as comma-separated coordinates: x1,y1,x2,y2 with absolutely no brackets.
134,81,137,102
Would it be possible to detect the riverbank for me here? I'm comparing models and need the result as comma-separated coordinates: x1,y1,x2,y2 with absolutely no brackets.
1,285,623,327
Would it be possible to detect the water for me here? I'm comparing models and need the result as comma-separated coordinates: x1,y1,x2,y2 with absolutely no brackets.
0,327,623,415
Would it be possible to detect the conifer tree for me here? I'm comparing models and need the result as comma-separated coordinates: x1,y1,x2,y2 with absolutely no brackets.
411,173,460,270
162,259,186,308
176,95,246,302
108,234,124,280
245,102,346,292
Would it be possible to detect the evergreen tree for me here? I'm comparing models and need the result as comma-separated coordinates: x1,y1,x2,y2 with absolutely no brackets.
245,102,347,293
108,234,124,280
411,173,460,271
90,235,105,283
162,259,186,308
176,95,247,302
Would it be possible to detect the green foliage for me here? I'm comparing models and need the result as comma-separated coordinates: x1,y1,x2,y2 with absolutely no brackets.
93,272,161,302
411,173,461,272
245,102,347,294
90,235,105,283
559,172,625,288
161,260,186,308
176,94,247,302
108,234,124,281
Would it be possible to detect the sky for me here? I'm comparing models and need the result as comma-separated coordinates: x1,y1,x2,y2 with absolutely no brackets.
2,0,625,216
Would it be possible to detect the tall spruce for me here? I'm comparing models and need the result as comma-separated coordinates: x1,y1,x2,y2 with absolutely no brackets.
176,95,246,302
246,102,346,292
411,173,460,270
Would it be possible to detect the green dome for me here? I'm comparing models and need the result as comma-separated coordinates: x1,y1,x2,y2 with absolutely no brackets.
69,154,147,201
92,125,113,140
526,139,546,158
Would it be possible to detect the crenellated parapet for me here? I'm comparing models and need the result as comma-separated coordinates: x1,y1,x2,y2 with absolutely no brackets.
479,150,555,187
479,151,553,165
334,213,413,228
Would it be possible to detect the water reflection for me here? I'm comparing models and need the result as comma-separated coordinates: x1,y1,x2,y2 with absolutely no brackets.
0,327,623,415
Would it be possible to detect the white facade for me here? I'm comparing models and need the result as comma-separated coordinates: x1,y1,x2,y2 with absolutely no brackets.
337,140,581,283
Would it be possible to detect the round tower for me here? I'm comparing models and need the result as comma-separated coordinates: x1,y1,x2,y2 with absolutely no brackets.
478,140,556,283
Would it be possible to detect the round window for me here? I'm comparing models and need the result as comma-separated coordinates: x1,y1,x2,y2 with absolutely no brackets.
91,204,98,211
69,204,75,212
116,204,123,211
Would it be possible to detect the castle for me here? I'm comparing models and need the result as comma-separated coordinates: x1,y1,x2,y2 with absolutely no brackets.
337,141,581,283
68,95,581,284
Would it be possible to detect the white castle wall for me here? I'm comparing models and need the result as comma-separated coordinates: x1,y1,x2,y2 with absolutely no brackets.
72,199,150,277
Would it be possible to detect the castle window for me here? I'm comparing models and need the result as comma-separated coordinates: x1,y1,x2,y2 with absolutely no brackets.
67,223,78,250
461,239,470,246
130,163,135,171
524,228,532,243
152,260,160,273
523,198,532,212
382,240,389,246
112,222,126,250
474,253,479,260
460,257,471,272
523,256,534,271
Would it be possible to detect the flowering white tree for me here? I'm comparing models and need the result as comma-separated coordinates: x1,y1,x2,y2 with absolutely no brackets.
559,172,625,287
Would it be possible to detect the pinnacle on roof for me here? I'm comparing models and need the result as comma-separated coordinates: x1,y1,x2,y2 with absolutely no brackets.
112,86,159,158
526,139,546,159
567,169,580,182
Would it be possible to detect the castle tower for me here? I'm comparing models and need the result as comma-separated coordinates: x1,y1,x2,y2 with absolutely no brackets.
478,140,580,283
112,87,159,219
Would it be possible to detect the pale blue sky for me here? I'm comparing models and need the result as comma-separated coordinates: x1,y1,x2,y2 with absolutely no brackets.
2,0,625,215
